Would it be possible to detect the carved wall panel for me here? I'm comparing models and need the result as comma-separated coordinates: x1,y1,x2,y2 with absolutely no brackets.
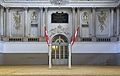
96,9,110,37
28,9,40,37
47,9,72,42
80,9,92,37
10,9,25,37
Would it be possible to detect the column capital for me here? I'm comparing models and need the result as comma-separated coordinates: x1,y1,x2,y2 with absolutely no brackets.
24,7,28,9
72,7,75,9
39,7,43,9
6,7,10,12
44,7,48,10
5,7,9,9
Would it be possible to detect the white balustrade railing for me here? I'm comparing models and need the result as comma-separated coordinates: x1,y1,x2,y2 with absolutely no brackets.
0,42,119,53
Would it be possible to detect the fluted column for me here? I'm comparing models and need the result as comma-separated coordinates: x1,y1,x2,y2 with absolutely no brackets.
3,8,6,36
0,7,4,36
110,9,114,37
72,8,75,35
40,8,43,36
6,8,10,37
44,8,48,37
92,8,96,37
25,8,28,37
77,8,80,37
117,8,120,36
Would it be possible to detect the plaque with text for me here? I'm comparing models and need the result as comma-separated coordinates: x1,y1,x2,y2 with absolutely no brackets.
51,12,68,23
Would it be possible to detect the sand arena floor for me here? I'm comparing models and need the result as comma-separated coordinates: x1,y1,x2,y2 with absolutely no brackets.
0,65,120,76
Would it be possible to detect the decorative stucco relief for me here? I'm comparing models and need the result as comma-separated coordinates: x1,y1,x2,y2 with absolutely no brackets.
97,11,107,32
11,10,24,37
31,11,38,24
29,10,39,37
80,10,91,38
49,25,70,37
96,9,109,36
82,12,89,25
13,11,21,31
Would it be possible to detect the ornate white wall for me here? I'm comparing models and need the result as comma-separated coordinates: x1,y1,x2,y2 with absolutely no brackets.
9,9,25,37
80,9,92,37
27,9,41,37
0,7,119,41
47,8,72,42
0,0,119,65
95,9,110,37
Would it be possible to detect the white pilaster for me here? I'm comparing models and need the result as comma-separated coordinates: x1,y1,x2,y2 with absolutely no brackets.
68,44,71,68
92,8,96,37
110,9,114,37
3,8,6,36
45,8,48,28
6,8,10,37
79,9,82,37
72,8,75,35
0,7,4,36
44,8,48,36
77,8,80,36
117,8,120,36
25,8,28,37
88,9,92,37
9,9,12,37
40,8,43,36
38,8,41,37
49,44,52,68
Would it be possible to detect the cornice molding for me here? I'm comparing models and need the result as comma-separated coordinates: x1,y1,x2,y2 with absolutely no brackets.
0,0,119,8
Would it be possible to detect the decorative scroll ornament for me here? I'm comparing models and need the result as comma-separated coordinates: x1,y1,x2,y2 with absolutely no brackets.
98,11,107,32
50,0,69,5
49,25,70,37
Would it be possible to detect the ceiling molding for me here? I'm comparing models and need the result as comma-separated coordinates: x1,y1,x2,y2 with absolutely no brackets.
0,0,119,8
116,0,120,7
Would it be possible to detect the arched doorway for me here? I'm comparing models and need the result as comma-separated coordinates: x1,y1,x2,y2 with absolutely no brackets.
51,34,68,65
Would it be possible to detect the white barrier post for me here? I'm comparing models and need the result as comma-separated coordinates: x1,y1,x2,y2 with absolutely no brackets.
49,44,52,68
68,44,71,68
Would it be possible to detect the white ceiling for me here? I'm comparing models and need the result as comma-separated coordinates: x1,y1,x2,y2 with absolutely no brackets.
0,0,120,7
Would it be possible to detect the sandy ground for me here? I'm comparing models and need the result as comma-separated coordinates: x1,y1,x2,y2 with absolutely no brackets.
0,65,120,76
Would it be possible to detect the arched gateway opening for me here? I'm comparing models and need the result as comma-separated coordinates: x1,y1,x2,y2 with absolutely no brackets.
51,34,68,65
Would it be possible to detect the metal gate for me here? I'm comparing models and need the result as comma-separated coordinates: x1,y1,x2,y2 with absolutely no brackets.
51,34,68,65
